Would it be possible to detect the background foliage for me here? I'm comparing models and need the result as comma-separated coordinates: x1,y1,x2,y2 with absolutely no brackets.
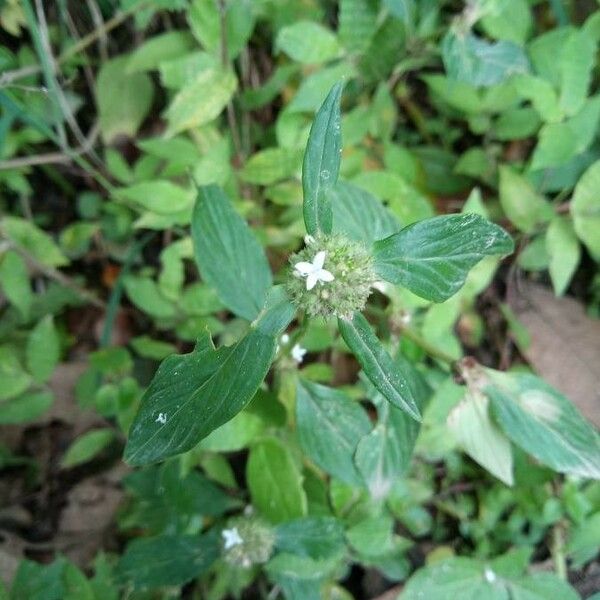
0,0,599,598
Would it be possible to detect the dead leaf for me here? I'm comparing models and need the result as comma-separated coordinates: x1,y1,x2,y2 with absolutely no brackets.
508,281,600,428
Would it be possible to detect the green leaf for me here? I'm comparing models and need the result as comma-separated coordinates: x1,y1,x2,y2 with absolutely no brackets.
0,390,53,424
164,67,237,136
61,429,115,468
572,160,600,260
247,437,307,523
96,56,154,143
127,31,196,72
302,82,344,236
448,390,514,485
240,147,302,185
338,0,378,54
338,312,420,420
130,336,177,361
546,217,580,296
26,315,60,383
372,213,514,303
192,185,272,321
0,346,31,401
1,216,68,267
513,74,563,122
442,31,529,87
346,515,395,557
485,369,600,479
0,249,32,318
296,379,371,485
559,29,596,116
124,328,276,465
276,21,340,64
117,533,219,589
124,276,177,319
115,180,194,214
275,517,345,560
331,181,400,243
480,0,532,45
498,166,552,233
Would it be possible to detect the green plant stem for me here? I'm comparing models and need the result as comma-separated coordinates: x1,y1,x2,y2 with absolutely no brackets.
552,521,567,580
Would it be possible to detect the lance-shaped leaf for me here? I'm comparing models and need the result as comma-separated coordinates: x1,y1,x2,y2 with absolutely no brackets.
485,369,600,479
372,213,514,303
192,185,272,321
338,312,420,420
302,82,343,236
125,334,274,466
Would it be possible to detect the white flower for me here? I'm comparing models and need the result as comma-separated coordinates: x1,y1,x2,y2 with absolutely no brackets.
222,527,243,549
155,413,167,424
294,251,334,291
291,343,307,363
280,333,290,345
484,567,496,583
304,234,315,245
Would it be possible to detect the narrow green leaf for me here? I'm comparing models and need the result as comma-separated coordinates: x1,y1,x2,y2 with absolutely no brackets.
124,329,276,465
339,0,378,54
117,533,219,589
338,312,420,420
164,68,237,136
192,185,272,321
26,315,60,383
61,429,115,468
296,379,371,485
127,31,196,73
251,286,296,337
0,249,32,318
115,180,194,214
559,29,595,116
247,437,307,523
485,369,600,479
0,345,31,401
240,147,302,185
124,276,177,319
0,390,53,424
302,82,344,236
372,213,514,302
546,217,580,296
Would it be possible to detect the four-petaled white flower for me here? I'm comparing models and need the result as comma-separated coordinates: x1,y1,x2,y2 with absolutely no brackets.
155,413,167,424
222,527,243,549
294,251,334,290
291,343,307,364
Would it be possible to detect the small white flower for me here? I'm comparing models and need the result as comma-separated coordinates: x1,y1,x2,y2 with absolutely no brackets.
304,234,315,245
291,344,307,364
484,567,496,583
155,413,167,424
280,333,290,344
222,527,243,549
294,251,334,291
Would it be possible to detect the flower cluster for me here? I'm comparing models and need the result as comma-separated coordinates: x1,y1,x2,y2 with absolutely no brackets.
221,516,275,568
286,234,376,319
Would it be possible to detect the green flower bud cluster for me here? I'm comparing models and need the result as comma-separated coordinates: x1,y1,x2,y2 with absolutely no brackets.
221,516,275,569
286,234,376,319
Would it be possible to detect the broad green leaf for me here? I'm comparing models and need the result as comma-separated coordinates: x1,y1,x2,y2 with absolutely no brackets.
124,276,177,319
130,336,176,360
275,517,345,560
0,249,32,318
372,213,514,302
331,181,400,243
559,29,596,116
277,21,340,64
493,107,540,140
26,315,60,383
423,75,483,114
124,328,276,465
498,166,552,233
448,390,514,485
572,160,600,260
127,31,196,72
159,50,217,89
96,56,154,143
346,515,395,557
247,437,307,523
338,0,378,54
0,346,31,401
117,533,219,589
241,147,302,185
485,369,600,479
546,217,580,296
1,216,68,267
442,31,529,87
250,285,296,337
358,18,406,82
115,180,194,215
480,0,531,45
0,390,53,424
338,312,420,420
61,429,115,468
296,379,371,485
513,74,563,123
164,68,237,136
303,82,343,236
192,185,272,321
